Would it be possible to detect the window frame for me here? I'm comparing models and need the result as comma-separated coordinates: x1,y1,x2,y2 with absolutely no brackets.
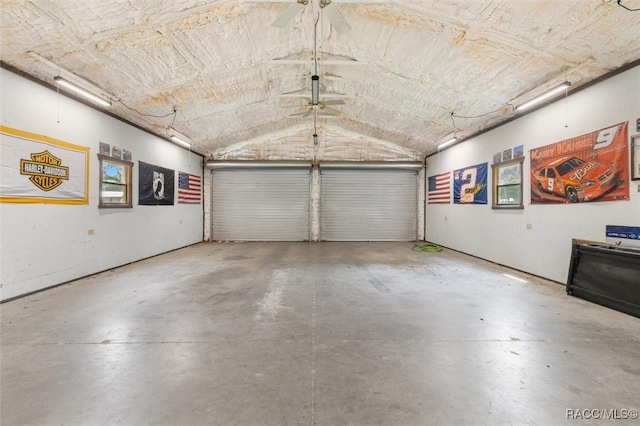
492,157,524,210
631,134,640,180
98,154,133,208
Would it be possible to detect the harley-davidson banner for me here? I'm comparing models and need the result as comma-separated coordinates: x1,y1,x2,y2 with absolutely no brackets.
0,126,89,204
530,122,629,204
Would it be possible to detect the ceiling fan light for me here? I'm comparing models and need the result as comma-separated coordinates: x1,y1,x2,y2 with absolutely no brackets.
311,75,319,105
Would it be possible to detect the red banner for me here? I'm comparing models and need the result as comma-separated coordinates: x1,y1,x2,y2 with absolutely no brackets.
530,122,629,204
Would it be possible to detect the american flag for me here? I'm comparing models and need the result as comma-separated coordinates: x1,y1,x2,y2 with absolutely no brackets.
178,172,201,204
428,172,451,204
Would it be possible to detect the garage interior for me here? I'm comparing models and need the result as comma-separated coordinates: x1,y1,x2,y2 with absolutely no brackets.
1,1,640,425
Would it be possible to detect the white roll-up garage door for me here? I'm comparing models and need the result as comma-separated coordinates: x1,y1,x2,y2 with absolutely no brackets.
210,163,311,241
320,163,420,241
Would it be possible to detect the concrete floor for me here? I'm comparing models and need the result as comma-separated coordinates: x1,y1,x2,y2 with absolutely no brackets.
1,242,639,426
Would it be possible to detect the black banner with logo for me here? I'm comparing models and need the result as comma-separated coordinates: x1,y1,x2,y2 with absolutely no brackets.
138,161,174,205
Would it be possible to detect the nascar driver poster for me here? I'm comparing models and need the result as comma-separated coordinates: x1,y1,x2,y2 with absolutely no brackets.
530,122,629,204
453,162,488,204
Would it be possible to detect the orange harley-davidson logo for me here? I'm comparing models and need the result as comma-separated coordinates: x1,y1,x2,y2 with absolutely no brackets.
20,150,69,191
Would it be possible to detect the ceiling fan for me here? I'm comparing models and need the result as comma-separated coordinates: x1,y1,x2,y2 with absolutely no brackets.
287,75,345,117
288,100,345,117
272,0,351,35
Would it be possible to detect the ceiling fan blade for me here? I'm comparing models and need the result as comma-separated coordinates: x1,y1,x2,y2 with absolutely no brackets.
321,1,351,35
322,99,345,106
303,107,314,117
272,1,306,28
324,72,343,80
322,106,342,116
280,93,310,99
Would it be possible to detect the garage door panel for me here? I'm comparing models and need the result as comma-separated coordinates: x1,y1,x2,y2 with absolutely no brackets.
211,168,310,241
320,169,418,241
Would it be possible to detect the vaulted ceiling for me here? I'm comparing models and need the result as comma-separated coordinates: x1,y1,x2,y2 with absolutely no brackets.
2,0,639,161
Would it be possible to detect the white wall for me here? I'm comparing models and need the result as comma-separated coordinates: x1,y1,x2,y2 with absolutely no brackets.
0,69,204,300
425,65,640,283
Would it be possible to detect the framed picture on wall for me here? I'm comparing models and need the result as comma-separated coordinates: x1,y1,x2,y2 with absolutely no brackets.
111,146,122,159
514,145,524,158
632,134,640,180
99,142,110,155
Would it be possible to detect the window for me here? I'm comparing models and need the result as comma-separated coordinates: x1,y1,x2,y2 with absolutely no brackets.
98,154,132,208
492,157,524,209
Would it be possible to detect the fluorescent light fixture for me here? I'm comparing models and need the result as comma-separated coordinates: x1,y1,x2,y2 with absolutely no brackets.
503,273,528,283
206,161,311,169
438,136,458,149
167,127,192,148
516,81,571,111
53,76,111,107
311,75,319,105
320,161,423,170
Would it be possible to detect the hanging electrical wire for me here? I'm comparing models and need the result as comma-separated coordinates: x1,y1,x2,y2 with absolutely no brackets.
169,109,177,128
451,102,515,120
450,112,461,132
446,99,515,142
617,0,640,11
115,99,178,119
449,100,515,134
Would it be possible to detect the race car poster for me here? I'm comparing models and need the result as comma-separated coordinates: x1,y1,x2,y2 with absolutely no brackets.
138,161,174,205
530,122,629,204
453,162,488,204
